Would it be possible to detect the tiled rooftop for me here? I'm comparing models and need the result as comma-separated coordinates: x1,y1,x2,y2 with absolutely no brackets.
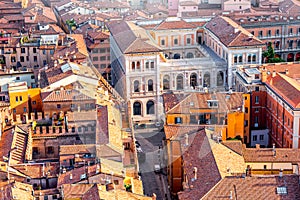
202,175,300,200
206,16,263,47
265,73,300,109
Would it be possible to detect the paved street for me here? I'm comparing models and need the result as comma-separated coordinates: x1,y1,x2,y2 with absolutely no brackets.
135,128,170,200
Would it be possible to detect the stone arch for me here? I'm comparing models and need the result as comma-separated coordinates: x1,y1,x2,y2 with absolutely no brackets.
287,53,294,62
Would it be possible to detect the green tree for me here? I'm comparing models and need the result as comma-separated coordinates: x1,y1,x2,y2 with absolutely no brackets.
262,42,285,63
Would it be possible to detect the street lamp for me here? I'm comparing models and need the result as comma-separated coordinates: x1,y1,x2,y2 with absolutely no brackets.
3,146,18,183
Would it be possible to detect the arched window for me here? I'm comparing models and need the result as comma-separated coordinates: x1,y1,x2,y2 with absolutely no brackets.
238,55,242,63
148,79,153,91
217,71,224,86
134,80,139,92
186,52,194,58
252,55,256,62
133,102,142,115
203,73,210,88
163,75,170,90
174,38,178,45
174,53,181,59
146,100,155,114
190,73,197,88
136,61,140,70
132,62,135,70
176,74,184,90
287,53,294,62
247,55,251,63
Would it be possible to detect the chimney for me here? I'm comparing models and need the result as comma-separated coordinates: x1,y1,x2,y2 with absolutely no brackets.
279,169,283,178
272,143,276,157
261,70,267,82
229,191,233,199
193,167,197,180
185,134,188,146
70,174,73,180
272,70,276,77
255,144,260,149
285,69,289,75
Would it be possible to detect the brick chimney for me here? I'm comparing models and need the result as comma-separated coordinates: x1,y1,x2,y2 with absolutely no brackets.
255,144,260,149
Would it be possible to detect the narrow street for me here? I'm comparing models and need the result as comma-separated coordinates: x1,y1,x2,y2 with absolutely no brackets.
135,127,171,200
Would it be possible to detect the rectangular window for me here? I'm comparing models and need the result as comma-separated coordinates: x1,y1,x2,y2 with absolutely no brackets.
255,108,259,113
43,50,46,55
255,86,259,91
289,28,293,35
92,57,98,61
94,64,99,68
100,64,106,69
253,135,257,141
50,50,54,55
11,56,16,62
276,29,280,36
47,146,54,154
34,56,37,62
92,48,98,53
161,39,165,46
258,31,263,37
16,96,18,102
19,96,22,101
20,56,24,62
260,135,264,141
24,107,27,112
255,96,259,104
21,48,25,53
57,104,61,109
33,48,37,53
100,56,106,61
99,48,106,53
244,120,248,127
267,30,271,36
150,61,154,69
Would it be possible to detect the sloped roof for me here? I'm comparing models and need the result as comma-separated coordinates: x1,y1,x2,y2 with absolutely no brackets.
108,20,161,54
154,18,196,30
203,175,300,200
265,73,300,109
205,16,263,47
42,89,94,102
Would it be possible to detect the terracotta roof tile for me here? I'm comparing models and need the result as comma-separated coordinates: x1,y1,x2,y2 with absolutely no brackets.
265,73,300,109
42,89,94,102
59,144,96,155
222,140,243,155
154,19,196,30
243,146,300,163
206,16,263,47
177,129,222,199
202,175,300,200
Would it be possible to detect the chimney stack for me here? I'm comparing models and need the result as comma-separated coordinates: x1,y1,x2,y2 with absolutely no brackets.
285,69,289,75
272,70,276,78
185,134,188,146
256,144,260,149
193,167,197,180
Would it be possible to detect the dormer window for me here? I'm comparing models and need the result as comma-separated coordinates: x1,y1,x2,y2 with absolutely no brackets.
207,100,218,108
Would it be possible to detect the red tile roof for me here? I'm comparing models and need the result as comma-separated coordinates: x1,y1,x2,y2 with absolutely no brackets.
164,92,244,114
154,18,196,30
177,129,222,199
206,16,263,47
243,146,300,163
59,144,96,155
108,20,161,54
265,73,300,109
162,93,188,112
202,175,300,200
42,89,95,102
